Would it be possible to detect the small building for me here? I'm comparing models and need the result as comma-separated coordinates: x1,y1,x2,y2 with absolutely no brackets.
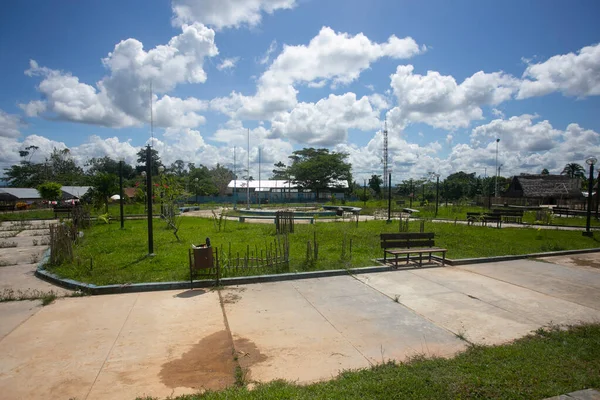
503,174,583,204
61,186,91,200
0,188,41,204
226,179,349,202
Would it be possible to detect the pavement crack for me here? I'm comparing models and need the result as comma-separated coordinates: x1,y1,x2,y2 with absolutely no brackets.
84,293,140,400
291,282,373,366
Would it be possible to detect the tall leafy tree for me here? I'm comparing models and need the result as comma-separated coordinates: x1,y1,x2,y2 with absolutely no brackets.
541,168,550,175
86,156,135,180
136,147,163,176
48,148,85,185
189,164,218,196
561,163,585,179
209,164,234,196
368,175,383,197
169,160,186,177
88,173,119,213
283,148,352,197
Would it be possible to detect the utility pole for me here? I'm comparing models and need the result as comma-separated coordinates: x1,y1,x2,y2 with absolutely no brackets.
247,128,250,210
233,147,237,210
258,147,261,208
495,138,500,197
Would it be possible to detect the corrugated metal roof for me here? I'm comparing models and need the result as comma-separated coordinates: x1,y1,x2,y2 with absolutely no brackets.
227,180,349,190
0,188,41,199
61,186,91,198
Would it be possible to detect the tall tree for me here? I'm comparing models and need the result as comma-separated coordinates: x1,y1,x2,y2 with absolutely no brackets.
284,148,352,197
48,148,85,185
561,163,585,179
169,160,186,177
209,164,234,196
368,175,383,197
189,164,218,196
86,156,135,180
87,173,119,213
541,168,550,175
136,147,163,176
271,162,288,180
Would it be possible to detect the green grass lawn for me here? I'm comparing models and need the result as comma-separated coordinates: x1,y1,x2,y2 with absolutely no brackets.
46,216,600,285
142,323,600,400
0,209,55,221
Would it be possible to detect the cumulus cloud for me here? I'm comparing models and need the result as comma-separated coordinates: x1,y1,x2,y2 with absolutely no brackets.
171,0,296,30
217,57,240,71
470,114,562,152
212,26,422,125
270,92,381,145
387,65,520,130
518,43,600,99
21,23,218,129
258,40,278,65
0,109,23,138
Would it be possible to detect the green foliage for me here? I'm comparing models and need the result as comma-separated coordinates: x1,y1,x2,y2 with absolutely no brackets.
209,163,235,196
87,172,119,213
37,182,63,202
189,164,219,196
561,163,585,179
86,156,136,180
368,175,382,197
136,147,163,176
279,148,352,197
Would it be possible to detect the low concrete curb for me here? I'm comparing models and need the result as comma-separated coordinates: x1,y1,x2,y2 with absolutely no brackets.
35,247,600,295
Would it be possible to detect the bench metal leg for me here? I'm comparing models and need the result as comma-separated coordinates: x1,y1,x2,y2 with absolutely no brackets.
419,252,422,267
395,254,398,268
442,252,446,266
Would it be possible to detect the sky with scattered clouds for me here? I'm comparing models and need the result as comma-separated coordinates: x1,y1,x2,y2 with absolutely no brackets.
1,0,600,183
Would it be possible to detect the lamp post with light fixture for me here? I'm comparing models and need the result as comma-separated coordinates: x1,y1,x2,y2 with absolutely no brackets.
143,144,154,255
583,156,597,237
119,158,124,229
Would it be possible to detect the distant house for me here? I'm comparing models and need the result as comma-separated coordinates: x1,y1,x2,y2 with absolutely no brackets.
0,188,41,204
123,188,137,199
504,174,582,204
61,186,91,200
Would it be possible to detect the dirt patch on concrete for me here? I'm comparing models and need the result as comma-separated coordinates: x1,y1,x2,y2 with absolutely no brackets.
159,330,236,391
570,257,600,269
234,337,268,371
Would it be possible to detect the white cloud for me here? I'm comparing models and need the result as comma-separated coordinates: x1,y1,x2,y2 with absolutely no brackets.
470,114,562,152
491,108,505,118
171,0,296,30
0,109,23,138
518,43,600,99
387,65,519,130
21,23,218,129
217,57,240,71
212,26,423,121
270,92,381,145
258,40,277,65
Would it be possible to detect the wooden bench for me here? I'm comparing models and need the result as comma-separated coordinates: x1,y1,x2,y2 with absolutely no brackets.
238,215,314,224
553,207,574,217
0,205,15,212
482,213,502,228
492,209,524,224
53,206,73,218
466,212,482,225
380,233,447,267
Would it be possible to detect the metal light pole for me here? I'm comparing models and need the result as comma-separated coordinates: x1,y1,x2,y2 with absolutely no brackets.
119,159,124,229
387,172,392,223
435,174,440,217
584,156,597,237
363,178,367,207
145,145,154,255
495,138,500,198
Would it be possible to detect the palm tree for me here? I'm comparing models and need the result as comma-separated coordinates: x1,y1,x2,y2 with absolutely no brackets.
561,163,585,179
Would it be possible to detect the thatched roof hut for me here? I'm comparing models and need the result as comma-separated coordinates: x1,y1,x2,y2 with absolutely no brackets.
504,174,582,200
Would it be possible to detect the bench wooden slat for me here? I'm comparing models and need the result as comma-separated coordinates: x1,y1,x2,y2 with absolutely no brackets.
385,247,447,254
380,232,433,240
381,239,435,248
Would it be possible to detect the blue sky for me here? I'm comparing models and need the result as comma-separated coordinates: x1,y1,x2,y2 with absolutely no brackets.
1,0,599,182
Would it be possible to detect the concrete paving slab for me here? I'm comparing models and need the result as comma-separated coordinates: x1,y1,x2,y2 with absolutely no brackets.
291,276,467,363
458,260,600,310
87,289,230,400
14,229,50,237
0,300,41,340
0,246,47,265
0,263,71,295
0,235,48,247
541,253,600,272
409,267,600,327
357,270,540,345
222,282,370,384
0,294,139,400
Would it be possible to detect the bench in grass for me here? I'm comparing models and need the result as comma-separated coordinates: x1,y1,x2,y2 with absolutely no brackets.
482,213,502,228
466,212,482,225
380,232,447,267
492,208,524,224
53,206,73,218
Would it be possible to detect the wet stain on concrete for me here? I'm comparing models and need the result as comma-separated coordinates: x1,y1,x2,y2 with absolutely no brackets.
570,257,600,269
222,293,241,304
159,330,236,390
234,336,268,374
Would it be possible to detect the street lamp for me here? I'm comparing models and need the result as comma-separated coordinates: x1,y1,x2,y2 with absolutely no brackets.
495,138,500,198
583,156,597,237
158,165,165,215
119,158,124,230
